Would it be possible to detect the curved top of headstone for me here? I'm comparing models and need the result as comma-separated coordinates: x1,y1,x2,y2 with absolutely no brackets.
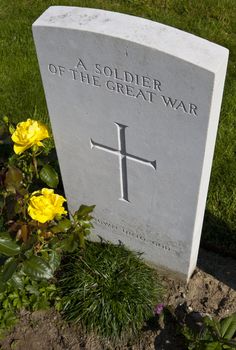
33,6,228,73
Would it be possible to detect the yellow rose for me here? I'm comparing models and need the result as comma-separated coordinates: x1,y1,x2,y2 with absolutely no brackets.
28,188,67,223
12,119,49,154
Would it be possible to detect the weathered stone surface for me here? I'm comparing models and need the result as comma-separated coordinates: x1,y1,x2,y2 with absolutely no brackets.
33,6,228,279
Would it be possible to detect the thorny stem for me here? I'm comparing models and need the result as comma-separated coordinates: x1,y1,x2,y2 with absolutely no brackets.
22,200,27,220
32,154,38,178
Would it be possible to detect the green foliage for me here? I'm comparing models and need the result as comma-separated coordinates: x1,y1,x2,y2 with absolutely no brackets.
59,205,95,250
22,255,53,280
0,274,61,338
39,164,59,188
0,310,18,339
163,307,236,350
58,241,163,342
5,275,61,311
0,234,21,256
0,257,18,283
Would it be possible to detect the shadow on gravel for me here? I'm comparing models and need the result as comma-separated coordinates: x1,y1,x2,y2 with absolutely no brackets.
201,210,236,259
197,248,236,290
198,211,236,290
152,304,202,350
143,313,186,350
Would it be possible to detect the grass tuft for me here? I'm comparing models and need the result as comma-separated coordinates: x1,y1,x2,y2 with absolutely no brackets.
58,240,163,342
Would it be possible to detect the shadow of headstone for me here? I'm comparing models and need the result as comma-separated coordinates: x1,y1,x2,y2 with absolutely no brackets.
153,305,189,350
197,248,236,290
197,210,236,290
201,210,236,258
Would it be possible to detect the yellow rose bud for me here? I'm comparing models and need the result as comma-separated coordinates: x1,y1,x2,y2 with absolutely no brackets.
12,119,49,154
28,188,67,223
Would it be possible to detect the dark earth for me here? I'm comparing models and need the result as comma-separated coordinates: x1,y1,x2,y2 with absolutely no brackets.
0,248,236,350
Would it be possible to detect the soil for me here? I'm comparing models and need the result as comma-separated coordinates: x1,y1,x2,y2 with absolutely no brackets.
0,248,236,350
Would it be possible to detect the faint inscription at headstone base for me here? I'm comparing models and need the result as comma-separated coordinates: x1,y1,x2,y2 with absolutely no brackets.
93,216,172,252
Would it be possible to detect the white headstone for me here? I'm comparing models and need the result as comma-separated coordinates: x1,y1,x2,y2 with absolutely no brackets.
33,6,228,280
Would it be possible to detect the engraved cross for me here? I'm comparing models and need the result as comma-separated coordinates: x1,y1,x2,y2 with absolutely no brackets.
90,123,156,202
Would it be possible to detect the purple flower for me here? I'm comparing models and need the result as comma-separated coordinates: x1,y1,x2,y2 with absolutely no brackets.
154,303,164,315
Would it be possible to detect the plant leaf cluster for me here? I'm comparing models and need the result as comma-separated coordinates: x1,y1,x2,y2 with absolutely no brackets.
182,313,236,350
161,306,236,350
0,274,61,339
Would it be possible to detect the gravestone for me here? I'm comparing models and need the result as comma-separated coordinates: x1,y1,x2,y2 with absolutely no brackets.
32,6,228,280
